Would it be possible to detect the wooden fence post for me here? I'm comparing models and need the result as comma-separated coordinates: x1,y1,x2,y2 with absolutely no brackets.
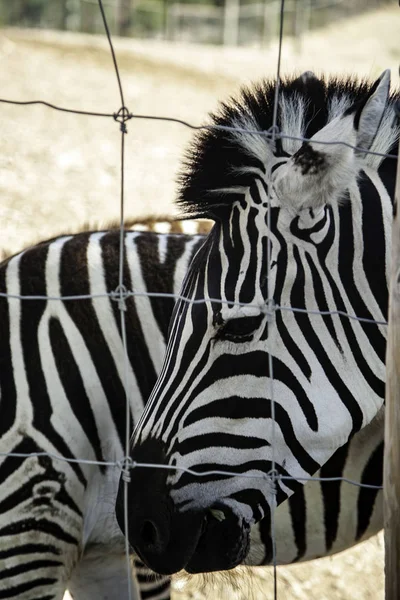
222,0,240,46
384,99,400,600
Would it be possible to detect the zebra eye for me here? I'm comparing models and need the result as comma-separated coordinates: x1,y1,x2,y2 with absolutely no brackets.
215,315,263,343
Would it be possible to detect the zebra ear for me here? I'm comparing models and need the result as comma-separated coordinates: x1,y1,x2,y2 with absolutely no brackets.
352,69,391,152
272,71,391,210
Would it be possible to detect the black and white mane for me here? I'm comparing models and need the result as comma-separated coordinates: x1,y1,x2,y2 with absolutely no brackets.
178,74,399,218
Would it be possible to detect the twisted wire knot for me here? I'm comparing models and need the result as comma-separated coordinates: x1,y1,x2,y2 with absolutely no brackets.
263,298,276,322
266,468,280,497
111,284,129,311
114,106,131,133
264,124,281,145
118,456,135,482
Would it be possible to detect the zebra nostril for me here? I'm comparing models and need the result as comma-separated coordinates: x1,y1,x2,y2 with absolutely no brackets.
141,519,159,549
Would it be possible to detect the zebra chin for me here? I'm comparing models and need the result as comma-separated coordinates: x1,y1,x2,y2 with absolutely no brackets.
116,493,250,575
114,440,251,574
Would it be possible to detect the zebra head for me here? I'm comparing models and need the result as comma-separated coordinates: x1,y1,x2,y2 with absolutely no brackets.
116,71,399,574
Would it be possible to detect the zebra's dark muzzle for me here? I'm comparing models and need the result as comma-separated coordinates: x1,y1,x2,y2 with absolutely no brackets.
116,478,248,574
184,505,250,573
115,437,249,573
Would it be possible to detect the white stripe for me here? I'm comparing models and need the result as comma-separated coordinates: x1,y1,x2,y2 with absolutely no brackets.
6,253,33,429
158,234,168,265
87,232,144,425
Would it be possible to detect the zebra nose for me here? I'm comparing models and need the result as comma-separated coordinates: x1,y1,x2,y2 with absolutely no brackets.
115,484,173,563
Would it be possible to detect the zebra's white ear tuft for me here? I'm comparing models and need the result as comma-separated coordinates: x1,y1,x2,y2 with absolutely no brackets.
355,69,391,152
271,71,392,211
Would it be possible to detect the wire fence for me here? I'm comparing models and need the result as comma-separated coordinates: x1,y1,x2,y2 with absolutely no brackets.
0,0,398,599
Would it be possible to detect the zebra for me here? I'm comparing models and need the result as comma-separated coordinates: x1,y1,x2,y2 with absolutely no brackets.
0,221,205,600
117,70,399,575
0,214,386,599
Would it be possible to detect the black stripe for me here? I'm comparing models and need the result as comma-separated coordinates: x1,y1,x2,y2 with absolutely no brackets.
319,442,349,550
178,432,267,455
224,208,243,299
239,205,259,303
360,172,388,318
0,579,57,599
0,260,17,437
356,441,383,540
0,560,62,581
0,544,61,560
288,486,307,561
0,519,78,545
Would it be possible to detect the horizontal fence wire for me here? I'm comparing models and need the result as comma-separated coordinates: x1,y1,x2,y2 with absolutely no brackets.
0,450,384,491
0,96,397,160
0,290,389,326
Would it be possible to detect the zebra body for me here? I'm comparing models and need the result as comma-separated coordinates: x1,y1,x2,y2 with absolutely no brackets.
120,72,399,575
251,406,383,565
0,226,203,600
0,218,386,598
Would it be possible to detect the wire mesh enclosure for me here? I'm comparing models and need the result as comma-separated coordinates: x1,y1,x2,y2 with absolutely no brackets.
0,1,399,599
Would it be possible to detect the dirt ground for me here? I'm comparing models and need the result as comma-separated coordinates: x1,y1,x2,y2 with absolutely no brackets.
0,4,398,598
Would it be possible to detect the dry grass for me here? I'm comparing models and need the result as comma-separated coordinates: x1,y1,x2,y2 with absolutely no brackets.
172,533,384,599
0,4,398,598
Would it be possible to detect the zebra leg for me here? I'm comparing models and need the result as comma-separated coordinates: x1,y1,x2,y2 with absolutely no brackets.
67,548,142,600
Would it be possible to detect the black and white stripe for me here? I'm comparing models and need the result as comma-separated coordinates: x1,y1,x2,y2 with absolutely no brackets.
0,226,203,600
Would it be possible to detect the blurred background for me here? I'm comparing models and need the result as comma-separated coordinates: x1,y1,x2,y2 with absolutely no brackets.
0,0,393,46
0,1,399,598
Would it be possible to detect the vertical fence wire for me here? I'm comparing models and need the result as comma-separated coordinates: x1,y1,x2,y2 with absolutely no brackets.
97,2,133,598
268,1,285,596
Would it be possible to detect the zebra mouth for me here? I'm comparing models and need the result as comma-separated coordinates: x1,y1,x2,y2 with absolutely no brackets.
184,505,250,573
